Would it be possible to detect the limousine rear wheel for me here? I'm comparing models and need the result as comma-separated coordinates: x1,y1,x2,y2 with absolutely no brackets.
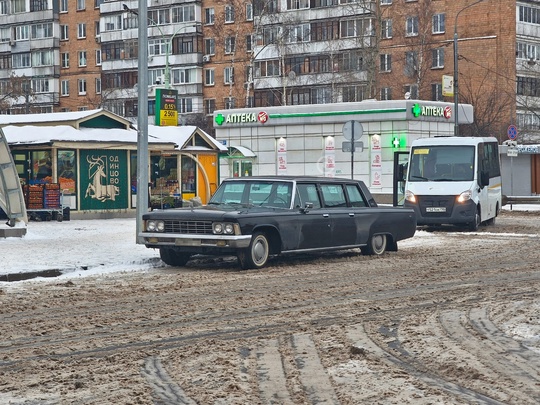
238,232,270,270
361,234,387,256
159,248,191,267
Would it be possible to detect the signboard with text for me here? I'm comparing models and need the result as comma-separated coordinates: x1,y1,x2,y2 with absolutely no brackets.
155,88,178,126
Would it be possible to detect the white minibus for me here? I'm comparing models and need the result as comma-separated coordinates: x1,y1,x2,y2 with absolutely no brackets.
403,137,502,230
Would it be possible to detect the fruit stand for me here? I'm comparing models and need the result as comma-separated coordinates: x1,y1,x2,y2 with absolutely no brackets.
24,183,65,221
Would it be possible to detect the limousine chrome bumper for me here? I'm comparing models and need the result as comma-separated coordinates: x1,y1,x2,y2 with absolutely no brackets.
140,232,252,249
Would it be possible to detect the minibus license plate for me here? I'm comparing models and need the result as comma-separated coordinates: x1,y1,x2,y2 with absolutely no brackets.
426,207,446,212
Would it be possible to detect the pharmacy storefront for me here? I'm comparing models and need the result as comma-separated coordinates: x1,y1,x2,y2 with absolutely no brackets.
214,100,473,198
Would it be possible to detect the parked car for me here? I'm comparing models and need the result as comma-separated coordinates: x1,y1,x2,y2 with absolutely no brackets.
141,176,417,269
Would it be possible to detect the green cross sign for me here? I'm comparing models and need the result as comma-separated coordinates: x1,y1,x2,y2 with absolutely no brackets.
215,113,225,125
412,103,422,117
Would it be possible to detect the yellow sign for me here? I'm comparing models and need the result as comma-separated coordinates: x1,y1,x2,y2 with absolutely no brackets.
160,109,178,126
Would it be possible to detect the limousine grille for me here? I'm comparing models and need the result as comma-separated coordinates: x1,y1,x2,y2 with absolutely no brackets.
163,220,214,234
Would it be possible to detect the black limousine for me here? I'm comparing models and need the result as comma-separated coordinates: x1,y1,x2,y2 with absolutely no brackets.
141,176,417,269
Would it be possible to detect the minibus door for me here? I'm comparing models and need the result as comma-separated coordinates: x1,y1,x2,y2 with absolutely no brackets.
393,151,410,206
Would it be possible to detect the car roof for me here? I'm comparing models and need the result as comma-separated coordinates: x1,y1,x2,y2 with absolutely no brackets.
222,176,361,183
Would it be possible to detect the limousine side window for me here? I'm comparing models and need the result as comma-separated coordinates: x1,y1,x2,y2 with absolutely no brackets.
320,184,347,208
295,183,321,209
346,184,367,207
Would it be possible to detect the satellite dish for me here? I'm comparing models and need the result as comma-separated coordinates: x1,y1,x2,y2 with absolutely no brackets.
133,83,138,92
288,71,296,80
404,91,411,100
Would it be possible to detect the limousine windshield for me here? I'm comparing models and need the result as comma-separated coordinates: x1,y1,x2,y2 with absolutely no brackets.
209,180,293,208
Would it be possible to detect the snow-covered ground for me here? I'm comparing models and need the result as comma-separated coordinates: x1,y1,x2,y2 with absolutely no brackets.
0,205,538,281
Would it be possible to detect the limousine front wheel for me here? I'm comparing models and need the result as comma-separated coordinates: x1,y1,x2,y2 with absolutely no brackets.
238,232,270,270
361,234,387,256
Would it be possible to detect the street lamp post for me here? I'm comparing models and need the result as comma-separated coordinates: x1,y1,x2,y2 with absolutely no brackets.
135,0,149,244
454,0,484,136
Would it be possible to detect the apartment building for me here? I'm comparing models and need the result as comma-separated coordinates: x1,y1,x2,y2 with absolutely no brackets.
58,0,102,112
0,0,59,114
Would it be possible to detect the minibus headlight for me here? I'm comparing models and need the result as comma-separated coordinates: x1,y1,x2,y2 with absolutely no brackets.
457,190,472,203
405,190,416,203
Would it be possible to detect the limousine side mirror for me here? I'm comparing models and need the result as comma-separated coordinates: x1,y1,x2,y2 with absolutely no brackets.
301,202,314,213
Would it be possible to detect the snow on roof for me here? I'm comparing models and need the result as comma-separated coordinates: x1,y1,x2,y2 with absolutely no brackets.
0,109,105,125
3,123,227,152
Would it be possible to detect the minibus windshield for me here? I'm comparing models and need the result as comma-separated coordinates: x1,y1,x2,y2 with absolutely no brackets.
408,145,475,182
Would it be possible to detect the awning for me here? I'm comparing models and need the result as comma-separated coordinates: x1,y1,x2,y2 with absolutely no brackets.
227,145,256,158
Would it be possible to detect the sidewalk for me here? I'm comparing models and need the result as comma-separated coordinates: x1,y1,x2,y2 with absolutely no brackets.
0,218,160,282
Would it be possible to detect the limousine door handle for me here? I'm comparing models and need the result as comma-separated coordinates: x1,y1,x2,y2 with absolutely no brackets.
349,213,355,217
323,213,329,218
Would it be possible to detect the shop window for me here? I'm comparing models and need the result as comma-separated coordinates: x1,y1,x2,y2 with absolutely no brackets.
181,156,196,193
57,150,77,194
151,155,178,193
31,151,52,184
232,160,252,177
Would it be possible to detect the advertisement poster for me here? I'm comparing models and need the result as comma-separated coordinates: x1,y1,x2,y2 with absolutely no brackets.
324,136,335,177
277,137,287,175
370,134,382,187
80,150,128,210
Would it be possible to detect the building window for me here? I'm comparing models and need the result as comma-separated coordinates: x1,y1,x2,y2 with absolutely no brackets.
0,1,8,15
94,0,102,8
77,0,85,11
380,54,391,72
246,34,254,52
30,0,48,12
60,0,68,12
519,5,540,25
61,52,69,68
254,60,280,77
178,98,193,113
225,37,236,53
15,25,29,40
11,0,25,13
404,84,418,99
172,68,195,84
32,78,49,93
31,23,53,39
432,13,445,34
405,51,417,76
32,50,53,66
287,0,309,10
224,97,235,109
78,23,86,39
225,5,235,23
148,39,168,56
431,83,442,101
204,98,216,115
95,21,101,36
342,85,367,102
204,69,215,85
172,5,195,22
61,80,69,96
246,3,253,21
104,15,122,31
78,79,87,95
380,87,392,100
381,19,392,39
60,25,68,40
432,48,444,68
224,66,234,84
95,49,101,65
406,16,418,37
12,53,31,68
148,9,170,25
78,51,87,67
205,38,215,55
288,23,310,43
204,8,214,24
380,0,391,4
95,78,101,94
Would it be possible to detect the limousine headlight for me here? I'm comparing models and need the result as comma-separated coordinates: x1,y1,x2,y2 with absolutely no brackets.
213,222,239,235
457,189,472,203
146,220,165,232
